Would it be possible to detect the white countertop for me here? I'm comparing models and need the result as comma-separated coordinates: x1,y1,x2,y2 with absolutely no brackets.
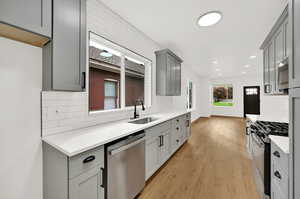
246,114,289,123
270,135,289,154
42,110,190,157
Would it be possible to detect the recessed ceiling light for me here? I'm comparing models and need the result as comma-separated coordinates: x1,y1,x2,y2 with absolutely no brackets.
100,50,113,57
249,55,257,59
216,68,220,71
218,73,222,76
244,64,250,68
212,60,218,64
197,11,223,27
242,71,246,74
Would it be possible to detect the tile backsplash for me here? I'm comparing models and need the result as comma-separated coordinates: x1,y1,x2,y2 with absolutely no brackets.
42,91,136,136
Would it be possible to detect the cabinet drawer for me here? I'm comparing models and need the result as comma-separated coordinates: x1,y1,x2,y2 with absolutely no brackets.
69,146,104,179
271,142,289,175
145,121,171,139
272,162,288,198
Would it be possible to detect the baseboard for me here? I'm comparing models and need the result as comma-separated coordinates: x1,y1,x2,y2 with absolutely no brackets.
210,115,244,119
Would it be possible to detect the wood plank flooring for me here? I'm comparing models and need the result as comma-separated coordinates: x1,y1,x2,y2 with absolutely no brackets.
138,116,260,199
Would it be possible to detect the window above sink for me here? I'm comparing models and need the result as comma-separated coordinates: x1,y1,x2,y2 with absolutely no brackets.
88,32,152,114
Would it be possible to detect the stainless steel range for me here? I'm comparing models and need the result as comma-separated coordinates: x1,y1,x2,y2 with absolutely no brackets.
247,120,288,198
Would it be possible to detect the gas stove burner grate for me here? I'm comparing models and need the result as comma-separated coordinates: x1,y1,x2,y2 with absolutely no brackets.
255,120,289,137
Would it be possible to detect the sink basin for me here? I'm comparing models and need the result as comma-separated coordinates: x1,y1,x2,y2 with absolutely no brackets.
128,117,158,124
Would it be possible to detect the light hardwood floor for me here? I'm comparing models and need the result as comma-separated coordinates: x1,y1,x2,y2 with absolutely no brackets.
138,116,260,199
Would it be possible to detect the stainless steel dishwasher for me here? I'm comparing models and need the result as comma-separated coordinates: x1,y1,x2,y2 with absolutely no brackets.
106,131,145,199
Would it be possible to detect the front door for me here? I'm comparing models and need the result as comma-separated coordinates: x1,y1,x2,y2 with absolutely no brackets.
244,86,260,117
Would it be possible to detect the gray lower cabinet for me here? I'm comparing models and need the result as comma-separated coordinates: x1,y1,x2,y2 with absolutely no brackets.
69,166,104,199
271,140,289,199
289,88,300,199
43,0,86,91
145,113,191,180
155,49,183,96
43,143,105,199
0,0,51,46
289,0,300,88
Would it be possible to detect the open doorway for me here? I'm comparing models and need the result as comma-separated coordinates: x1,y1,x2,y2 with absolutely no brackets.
243,86,260,117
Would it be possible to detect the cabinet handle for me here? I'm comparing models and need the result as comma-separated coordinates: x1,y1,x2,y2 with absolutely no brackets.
100,168,105,188
81,72,86,89
82,155,95,164
274,171,282,180
176,127,179,130
176,119,179,122
159,136,162,147
273,151,281,158
176,139,179,143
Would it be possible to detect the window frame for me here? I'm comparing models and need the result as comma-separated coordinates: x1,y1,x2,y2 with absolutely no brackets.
88,31,152,114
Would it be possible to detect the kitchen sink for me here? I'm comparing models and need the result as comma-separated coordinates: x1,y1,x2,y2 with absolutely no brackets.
128,117,158,124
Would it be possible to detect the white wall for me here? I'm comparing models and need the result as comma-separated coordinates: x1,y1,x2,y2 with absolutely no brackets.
42,0,203,136
210,74,289,121
173,66,211,121
0,37,42,199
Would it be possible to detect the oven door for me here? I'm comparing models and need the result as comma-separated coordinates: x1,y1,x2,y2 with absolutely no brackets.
251,132,265,180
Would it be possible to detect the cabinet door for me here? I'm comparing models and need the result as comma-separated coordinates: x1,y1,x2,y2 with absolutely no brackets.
274,27,285,93
159,131,171,164
0,0,51,37
289,88,300,199
283,18,289,59
145,136,160,180
51,0,86,91
263,48,271,93
166,54,175,95
69,166,104,199
174,60,181,96
290,0,300,88
268,41,276,93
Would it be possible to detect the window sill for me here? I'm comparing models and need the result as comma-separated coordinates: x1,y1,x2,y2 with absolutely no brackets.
89,105,152,116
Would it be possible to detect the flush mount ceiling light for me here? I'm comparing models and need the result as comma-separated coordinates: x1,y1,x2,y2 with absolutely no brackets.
216,68,220,71
249,55,257,59
100,50,113,57
197,11,223,27
242,71,246,74
244,64,250,68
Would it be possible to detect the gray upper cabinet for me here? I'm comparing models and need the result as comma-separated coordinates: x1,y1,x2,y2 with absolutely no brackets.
261,5,288,94
269,40,276,93
263,46,271,93
43,0,86,91
155,49,183,96
0,0,51,47
289,0,300,88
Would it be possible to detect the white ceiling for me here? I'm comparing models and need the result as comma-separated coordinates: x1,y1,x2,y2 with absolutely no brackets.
99,0,288,78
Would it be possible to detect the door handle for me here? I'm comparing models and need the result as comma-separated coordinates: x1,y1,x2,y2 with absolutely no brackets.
274,171,282,180
160,136,162,147
100,168,105,188
273,151,281,158
83,155,95,164
109,138,145,155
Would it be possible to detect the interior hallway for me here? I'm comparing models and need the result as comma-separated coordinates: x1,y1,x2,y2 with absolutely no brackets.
138,116,260,199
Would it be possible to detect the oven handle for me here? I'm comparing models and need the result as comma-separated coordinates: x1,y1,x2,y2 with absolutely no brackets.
109,137,145,156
